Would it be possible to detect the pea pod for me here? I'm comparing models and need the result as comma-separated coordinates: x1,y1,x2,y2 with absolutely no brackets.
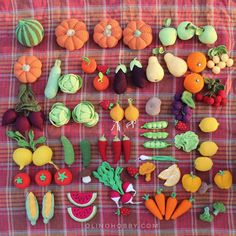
141,121,168,129
143,140,171,149
80,139,91,168
61,135,75,166
140,132,169,139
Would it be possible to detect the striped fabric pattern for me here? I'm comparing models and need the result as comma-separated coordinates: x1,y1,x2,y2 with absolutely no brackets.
0,0,235,236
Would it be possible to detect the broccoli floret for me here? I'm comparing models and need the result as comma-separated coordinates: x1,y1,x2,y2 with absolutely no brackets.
213,202,226,216
199,207,214,223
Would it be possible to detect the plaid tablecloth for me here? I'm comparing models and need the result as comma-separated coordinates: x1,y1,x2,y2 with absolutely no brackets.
0,0,235,235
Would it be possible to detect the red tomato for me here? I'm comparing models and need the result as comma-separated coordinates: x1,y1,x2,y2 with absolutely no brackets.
35,170,52,186
13,173,31,189
93,72,109,91
54,168,73,186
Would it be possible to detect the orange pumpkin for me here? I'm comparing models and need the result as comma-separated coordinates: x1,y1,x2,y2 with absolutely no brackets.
14,56,42,83
93,19,122,48
123,20,153,50
55,19,89,51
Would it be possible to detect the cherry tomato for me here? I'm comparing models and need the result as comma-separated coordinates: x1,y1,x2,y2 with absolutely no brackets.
35,170,52,186
13,173,31,189
93,72,109,91
54,168,73,186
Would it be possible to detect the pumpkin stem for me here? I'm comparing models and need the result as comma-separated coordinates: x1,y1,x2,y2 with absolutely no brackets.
104,24,112,37
82,57,90,65
98,72,104,82
219,170,225,175
190,171,195,178
134,30,141,37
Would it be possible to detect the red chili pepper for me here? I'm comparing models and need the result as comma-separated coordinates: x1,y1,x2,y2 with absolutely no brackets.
98,135,108,161
112,136,121,164
122,135,131,163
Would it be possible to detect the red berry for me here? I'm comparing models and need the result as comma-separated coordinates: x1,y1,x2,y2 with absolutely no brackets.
126,167,139,178
97,65,110,75
116,207,131,216
195,93,203,102
203,96,209,103
100,100,113,110
214,102,221,107
215,95,222,103
221,97,227,106
218,90,226,98
175,121,189,131
207,97,215,105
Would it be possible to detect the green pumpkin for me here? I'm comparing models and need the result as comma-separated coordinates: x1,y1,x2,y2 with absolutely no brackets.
16,19,44,47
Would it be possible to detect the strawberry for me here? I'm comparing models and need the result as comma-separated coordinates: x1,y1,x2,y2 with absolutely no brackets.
99,100,114,110
195,93,203,102
115,207,131,216
97,65,110,75
218,90,226,98
221,97,227,106
175,120,189,131
126,167,139,178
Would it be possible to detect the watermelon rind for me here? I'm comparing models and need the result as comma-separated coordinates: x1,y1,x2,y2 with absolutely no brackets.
67,206,97,222
67,192,97,207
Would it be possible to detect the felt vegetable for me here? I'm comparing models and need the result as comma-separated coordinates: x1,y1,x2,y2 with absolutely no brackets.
159,18,177,46
171,197,194,220
44,59,61,99
123,20,153,50
16,19,44,47
181,91,196,109
165,192,177,220
213,202,226,216
14,55,42,83
122,181,136,195
154,189,165,216
35,170,52,186
141,121,168,129
79,169,92,184
28,111,44,130
122,135,131,163
177,21,196,40
116,207,131,216
42,191,54,224
32,145,54,167
67,192,97,207
187,52,206,73
93,72,109,91
182,172,202,193
146,56,164,82
58,74,83,94
143,194,163,220
125,99,139,128
198,182,212,195
81,57,97,74
126,167,139,178
198,141,218,157
164,53,187,77
110,191,121,208
130,58,147,88
98,135,108,161
2,109,18,126
13,148,33,170
199,117,219,133
67,206,97,223
110,102,124,132
97,64,110,75
139,162,156,182
140,132,168,139
61,136,75,166
183,73,204,94
175,120,189,131
55,19,89,51
121,193,141,204
194,157,213,172
13,172,31,189
145,97,162,116
15,115,31,134
100,100,114,110
138,155,178,162
80,139,91,168
214,170,232,190
143,140,171,149
113,64,127,94
25,192,39,225
112,136,122,164
199,207,214,223
93,19,122,48
54,168,73,186
197,25,217,44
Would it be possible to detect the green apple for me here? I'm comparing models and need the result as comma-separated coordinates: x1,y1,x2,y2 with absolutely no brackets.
159,18,177,46
177,21,196,40
197,25,217,44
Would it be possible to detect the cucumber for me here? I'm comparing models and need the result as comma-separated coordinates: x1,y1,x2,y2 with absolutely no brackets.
80,139,91,168
61,135,75,166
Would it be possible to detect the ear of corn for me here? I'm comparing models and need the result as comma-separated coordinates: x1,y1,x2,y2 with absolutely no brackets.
25,192,39,226
42,191,55,224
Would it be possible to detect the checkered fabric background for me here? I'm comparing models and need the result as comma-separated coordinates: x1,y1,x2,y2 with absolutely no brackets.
0,0,235,235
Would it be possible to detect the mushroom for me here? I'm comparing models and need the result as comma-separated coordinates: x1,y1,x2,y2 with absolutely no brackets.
79,169,92,184
139,162,156,182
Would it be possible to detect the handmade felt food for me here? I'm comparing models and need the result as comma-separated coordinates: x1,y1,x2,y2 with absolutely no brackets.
98,135,108,161
14,172,31,189
2,109,18,126
197,25,217,44
13,148,33,170
67,192,97,207
54,168,73,186
123,20,153,50
122,135,131,163
183,73,204,94
182,172,202,193
146,56,164,82
93,72,109,91
139,162,156,182
16,19,44,47
14,55,42,83
199,117,219,132
130,58,147,88
138,155,177,162
35,170,52,186
177,21,196,40
81,57,97,73
32,145,54,167
187,52,207,73
198,141,218,157
214,170,232,189
61,135,75,166
159,18,177,46
143,140,171,149
93,19,122,48
112,136,122,164
42,191,54,224
67,206,97,222
58,74,83,94
110,102,125,132
55,19,89,51
25,192,39,225
113,64,127,94
194,157,213,171
165,192,177,220
154,189,166,216
80,139,91,168
145,97,162,116
124,98,139,128
141,121,168,129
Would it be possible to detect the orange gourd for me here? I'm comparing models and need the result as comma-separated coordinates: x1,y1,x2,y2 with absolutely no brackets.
55,19,89,51
123,20,153,50
14,56,42,83
93,19,122,48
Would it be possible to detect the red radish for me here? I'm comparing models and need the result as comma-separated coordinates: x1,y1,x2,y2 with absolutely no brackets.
122,135,131,163
112,136,121,164
98,135,108,161
110,191,121,208
122,181,136,196
120,193,141,204
207,97,214,105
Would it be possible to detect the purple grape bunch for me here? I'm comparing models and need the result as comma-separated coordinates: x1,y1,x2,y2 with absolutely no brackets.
172,93,192,123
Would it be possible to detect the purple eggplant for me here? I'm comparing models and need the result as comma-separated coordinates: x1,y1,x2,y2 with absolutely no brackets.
113,64,127,94
130,58,147,88
2,109,18,126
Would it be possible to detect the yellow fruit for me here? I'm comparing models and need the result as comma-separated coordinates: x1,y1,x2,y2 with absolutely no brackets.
226,58,234,67
32,145,53,166
214,170,232,189
217,61,226,69
124,99,139,124
212,66,220,74
198,141,218,157
220,54,229,62
13,148,33,170
194,157,213,171
199,117,219,132
182,172,202,193
212,56,220,64
207,60,215,69
110,103,124,122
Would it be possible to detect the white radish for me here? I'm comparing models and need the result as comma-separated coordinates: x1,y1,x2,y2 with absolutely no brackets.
110,191,121,208
122,182,136,196
120,193,141,204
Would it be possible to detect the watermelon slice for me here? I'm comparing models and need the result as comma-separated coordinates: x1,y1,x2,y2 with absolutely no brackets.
67,206,97,222
67,192,97,207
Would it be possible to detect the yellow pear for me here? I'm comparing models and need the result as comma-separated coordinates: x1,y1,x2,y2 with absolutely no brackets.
146,56,164,82
13,148,33,170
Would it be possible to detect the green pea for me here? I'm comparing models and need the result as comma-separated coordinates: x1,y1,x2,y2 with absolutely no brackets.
141,121,168,129
143,140,171,149
140,132,169,139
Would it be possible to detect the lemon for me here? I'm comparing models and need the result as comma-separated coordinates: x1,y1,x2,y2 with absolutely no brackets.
199,117,219,132
13,148,33,170
194,157,213,171
33,145,53,166
198,141,218,157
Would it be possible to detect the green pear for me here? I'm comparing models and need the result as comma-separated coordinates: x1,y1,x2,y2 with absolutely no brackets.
177,21,196,40
159,18,177,46
197,25,217,44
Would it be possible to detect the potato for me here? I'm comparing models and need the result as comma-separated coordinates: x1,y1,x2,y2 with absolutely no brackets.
145,97,161,116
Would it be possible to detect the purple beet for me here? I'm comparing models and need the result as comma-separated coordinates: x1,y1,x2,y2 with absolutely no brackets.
15,115,31,134
28,111,44,130
113,64,127,94
130,58,147,88
2,109,18,126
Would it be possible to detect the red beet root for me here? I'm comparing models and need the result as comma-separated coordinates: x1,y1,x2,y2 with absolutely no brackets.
195,93,203,102
15,115,31,134
28,111,44,130
2,109,18,126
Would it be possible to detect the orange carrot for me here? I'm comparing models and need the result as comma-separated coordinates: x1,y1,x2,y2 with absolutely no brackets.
154,188,165,216
143,194,163,220
165,192,177,220
171,197,195,220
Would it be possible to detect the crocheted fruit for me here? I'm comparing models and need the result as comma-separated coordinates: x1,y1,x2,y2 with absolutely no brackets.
187,52,207,73
199,117,219,132
13,172,31,189
32,145,53,167
159,18,177,46
35,170,52,186
125,99,139,128
198,141,218,157
54,168,73,186
110,103,124,122
123,20,153,50
194,157,213,171
67,206,97,222
67,192,97,207
182,172,202,193
93,72,109,91
100,100,114,110
13,148,33,170
93,19,122,48
16,19,44,47
177,21,196,40
175,121,189,131
146,56,164,82
126,167,139,178
81,57,97,74
197,25,217,45
25,192,39,226
55,19,89,51
183,73,204,94
214,170,232,189
14,56,42,83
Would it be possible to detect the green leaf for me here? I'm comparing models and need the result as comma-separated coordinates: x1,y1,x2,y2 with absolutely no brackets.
17,139,30,148
34,136,46,145
152,47,165,55
164,18,171,27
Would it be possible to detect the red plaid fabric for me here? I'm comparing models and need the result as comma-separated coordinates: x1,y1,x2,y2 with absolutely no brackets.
0,0,235,235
